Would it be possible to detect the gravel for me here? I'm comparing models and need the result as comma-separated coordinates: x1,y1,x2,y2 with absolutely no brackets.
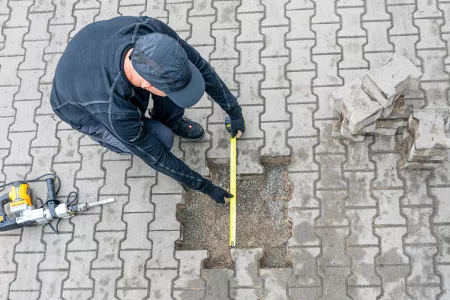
177,165,292,269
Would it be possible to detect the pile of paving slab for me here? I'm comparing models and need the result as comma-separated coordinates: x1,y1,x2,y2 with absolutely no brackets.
330,53,450,169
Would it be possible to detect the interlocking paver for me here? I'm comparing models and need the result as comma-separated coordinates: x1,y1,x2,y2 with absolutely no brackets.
375,265,411,300
92,231,125,269
174,250,208,291
146,269,178,299
118,250,151,288
21,41,48,70
38,270,67,299
10,253,44,291
202,269,233,300
64,251,96,288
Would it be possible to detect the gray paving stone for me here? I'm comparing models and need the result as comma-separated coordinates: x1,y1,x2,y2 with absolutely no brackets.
0,27,27,56
202,269,233,300
29,147,58,179
182,142,210,176
287,11,314,40
315,120,346,154
236,139,264,175
75,179,104,212
347,208,378,245
0,86,17,117
261,89,290,122
287,72,317,103
95,194,127,231
24,12,53,41
38,270,66,299
403,207,436,244
260,268,292,300
190,0,214,16
376,226,409,265
260,122,291,158
405,245,440,285
288,208,320,247
118,250,150,288
9,101,39,132
261,57,290,89
347,247,380,286
316,190,348,226
122,213,153,249
315,86,343,119
337,6,365,37
344,171,376,207
236,14,263,43
64,251,96,288
92,231,125,269
15,226,45,252
0,56,22,85
374,189,405,225
288,172,319,208
318,266,352,300
67,217,98,253
9,291,39,300
174,250,207,290
62,290,93,300
230,288,260,300
99,160,131,195
40,233,71,270
212,29,239,59
117,289,148,300
376,265,411,300
0,235,20,272
173,290,205,300
146,269,178,300
288,137,318,172
91,269,122,300
32,115,59,147
188,16,214,46
316,154,347,190
313,55,342,87
10,253,44,291
288,247,321,287
339,38,368,69
72,9,98,38
147,231,179,269
30,0,54,12
347,287,381,300
437,265,450,299
4,131,35,165
230,248,263,288
288,287,322,300
150,194,182,231
42,53,63,83
0,274,15,300
317,228,350,267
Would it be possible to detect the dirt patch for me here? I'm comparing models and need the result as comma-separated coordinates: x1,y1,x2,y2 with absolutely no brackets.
176,165,292,269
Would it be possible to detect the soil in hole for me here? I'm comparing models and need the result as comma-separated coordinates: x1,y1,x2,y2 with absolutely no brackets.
177,165,292,269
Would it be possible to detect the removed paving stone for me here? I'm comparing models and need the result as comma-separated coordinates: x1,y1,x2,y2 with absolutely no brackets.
331,53,421,141
400,108,450,169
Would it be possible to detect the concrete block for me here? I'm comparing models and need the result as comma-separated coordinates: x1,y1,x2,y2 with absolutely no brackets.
332,78,383,134
340,118,365,142
362,53,423,108
411,108,450,151
374,119,408,136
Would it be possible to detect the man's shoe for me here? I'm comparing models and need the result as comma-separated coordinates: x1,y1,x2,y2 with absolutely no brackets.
170,117,205,141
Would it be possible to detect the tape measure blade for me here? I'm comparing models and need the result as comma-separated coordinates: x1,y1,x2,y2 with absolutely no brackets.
229,136,237,247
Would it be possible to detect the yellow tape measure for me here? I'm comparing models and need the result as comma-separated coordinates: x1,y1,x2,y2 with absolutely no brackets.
229,135,237,247
225,117,237,247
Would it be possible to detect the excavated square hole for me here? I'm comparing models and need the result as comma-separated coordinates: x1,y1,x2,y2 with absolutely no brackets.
176,165,292,269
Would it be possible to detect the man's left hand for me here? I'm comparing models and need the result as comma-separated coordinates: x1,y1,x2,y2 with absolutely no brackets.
230,113,245,138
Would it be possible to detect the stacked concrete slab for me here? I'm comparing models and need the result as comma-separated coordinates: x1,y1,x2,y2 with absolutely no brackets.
330,53,422,141
400,109,450,170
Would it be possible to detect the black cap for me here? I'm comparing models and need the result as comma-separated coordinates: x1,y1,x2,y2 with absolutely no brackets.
130,33,205,108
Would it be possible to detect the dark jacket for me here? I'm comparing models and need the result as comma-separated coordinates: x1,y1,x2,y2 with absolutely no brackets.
50,16,240,194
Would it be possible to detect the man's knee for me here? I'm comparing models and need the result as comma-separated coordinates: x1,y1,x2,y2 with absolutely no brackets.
147,120,174,150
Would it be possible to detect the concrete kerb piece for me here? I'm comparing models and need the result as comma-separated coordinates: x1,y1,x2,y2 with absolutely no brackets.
330,53,420,142
400,108,450,170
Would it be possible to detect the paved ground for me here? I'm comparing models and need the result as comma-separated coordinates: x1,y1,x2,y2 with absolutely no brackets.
0,0,450,299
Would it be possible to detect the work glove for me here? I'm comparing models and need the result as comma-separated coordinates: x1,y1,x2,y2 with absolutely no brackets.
226,105,245,138
208,185,234,204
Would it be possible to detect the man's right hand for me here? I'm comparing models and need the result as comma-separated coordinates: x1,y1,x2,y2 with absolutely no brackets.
208,185,233,204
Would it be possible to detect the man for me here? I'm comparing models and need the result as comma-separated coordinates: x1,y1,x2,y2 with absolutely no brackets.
50,16,245,203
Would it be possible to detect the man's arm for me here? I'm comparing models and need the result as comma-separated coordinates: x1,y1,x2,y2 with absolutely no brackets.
109,111,232,203
157,21,245,136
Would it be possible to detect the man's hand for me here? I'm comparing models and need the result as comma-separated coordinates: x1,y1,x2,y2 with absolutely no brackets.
230,113,245,139
208,185,233,204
